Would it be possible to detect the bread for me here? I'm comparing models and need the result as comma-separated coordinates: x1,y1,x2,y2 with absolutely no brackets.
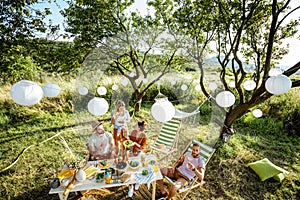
120,173,131,183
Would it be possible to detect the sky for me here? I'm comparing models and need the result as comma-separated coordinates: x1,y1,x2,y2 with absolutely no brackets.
34,0,299,67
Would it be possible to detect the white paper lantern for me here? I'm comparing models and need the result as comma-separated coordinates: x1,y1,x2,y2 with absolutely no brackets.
129,72,135,77
151,99,175,122
216,91,236,108
78,87,88,95
10,80,43,106
112,84,119,91
121,78,129,86
42,83,61,98
269,68,282,76
97,86,107,95
208,82,218,91
181,84,188,91
265,75,292,95
195,85,201,91
243,80,256,91
229,81,235,88
87,97,109,116
252,109,263,118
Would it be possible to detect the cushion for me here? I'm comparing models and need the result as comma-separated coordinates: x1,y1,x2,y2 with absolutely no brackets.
248,158,288,181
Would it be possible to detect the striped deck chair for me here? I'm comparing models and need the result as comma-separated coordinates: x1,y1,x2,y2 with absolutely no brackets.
150,118,182,159
165,139,216,199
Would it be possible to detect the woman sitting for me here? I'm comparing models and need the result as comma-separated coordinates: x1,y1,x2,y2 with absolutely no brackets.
129,120,148,156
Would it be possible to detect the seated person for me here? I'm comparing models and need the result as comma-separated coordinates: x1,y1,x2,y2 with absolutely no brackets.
129,120,148,155
88,121,115,160
157,143,205,200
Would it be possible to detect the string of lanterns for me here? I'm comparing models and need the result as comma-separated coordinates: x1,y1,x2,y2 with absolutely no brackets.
9,70,293,122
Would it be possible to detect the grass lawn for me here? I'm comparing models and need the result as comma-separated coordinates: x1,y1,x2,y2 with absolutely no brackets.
0,84,299,200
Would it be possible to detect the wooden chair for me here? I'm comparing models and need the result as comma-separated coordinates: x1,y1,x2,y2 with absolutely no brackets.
150,118,182,160
165,139,216,199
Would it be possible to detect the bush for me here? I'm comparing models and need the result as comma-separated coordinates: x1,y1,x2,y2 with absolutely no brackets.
0,45,38,84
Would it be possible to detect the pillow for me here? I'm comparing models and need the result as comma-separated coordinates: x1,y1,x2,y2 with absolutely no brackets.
273,168,289,182
248,158,287,181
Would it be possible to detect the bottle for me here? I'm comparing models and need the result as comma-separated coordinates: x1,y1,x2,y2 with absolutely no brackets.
105,171,112,184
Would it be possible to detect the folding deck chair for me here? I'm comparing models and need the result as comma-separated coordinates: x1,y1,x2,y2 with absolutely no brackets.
165,139,216,199
150,118,182,160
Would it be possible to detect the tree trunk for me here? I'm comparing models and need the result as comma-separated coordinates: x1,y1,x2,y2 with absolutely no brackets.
133,90,146,113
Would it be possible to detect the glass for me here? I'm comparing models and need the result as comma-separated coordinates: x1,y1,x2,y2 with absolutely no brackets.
153,165,159,173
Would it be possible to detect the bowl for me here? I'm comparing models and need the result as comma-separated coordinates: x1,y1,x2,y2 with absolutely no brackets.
129,160,140,171
115,161,127,171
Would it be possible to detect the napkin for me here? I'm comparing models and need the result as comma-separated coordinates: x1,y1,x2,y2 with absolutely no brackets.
136,169,156,190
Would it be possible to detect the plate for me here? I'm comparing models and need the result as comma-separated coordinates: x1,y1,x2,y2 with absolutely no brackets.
97,159,113,169
123,140,134,148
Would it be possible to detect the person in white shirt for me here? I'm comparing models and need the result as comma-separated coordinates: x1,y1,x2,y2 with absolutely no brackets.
111,100,130,155
157,143,205,200
88,121,115,160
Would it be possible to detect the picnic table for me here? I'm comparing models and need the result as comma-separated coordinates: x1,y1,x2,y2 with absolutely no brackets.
49,154,163,200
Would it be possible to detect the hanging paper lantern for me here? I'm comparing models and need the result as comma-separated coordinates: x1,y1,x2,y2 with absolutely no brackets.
97,86,107,95
151,93,175,122
269,68,282,76
78,87,88,95
229,81,235,88
208,82,218,91
216,91,236,108
265,75,292,95
121,78,129,86
10,80,43,106
252,109,263,118
87,97,109,116
181,84,188,91
112,84,119,91
195,85,201,91
243,80,256,91
42,83,61,98
129,72,135,77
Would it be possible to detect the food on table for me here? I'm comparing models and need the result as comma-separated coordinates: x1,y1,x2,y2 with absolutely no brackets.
148,160,156,165
84,165,98,178
142,169,149,176
98,160,112,169
116,161,127,170
57,169,75,180
129,160,140,171
96,172,104,182
120,173,131,183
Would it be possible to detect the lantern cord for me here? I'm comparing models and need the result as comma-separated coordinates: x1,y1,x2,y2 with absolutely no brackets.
173,97,210,119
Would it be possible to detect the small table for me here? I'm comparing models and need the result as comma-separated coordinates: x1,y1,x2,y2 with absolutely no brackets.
49,154,162,200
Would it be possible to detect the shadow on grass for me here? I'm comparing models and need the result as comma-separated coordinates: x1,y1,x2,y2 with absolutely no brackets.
0,118,111,145
11,184,81,200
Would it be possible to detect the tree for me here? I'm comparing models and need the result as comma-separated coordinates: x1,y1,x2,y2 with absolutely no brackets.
0,0,61,81
63,0,186,112
150,0,300,137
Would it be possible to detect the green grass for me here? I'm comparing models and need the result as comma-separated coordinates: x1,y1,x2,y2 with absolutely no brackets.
0,82,299,200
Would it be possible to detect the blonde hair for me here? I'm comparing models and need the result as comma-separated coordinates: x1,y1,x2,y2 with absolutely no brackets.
115,100,125,110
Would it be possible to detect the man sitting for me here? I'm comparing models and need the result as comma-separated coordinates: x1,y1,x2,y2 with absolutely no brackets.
88,121,115,160
157,143,205,200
